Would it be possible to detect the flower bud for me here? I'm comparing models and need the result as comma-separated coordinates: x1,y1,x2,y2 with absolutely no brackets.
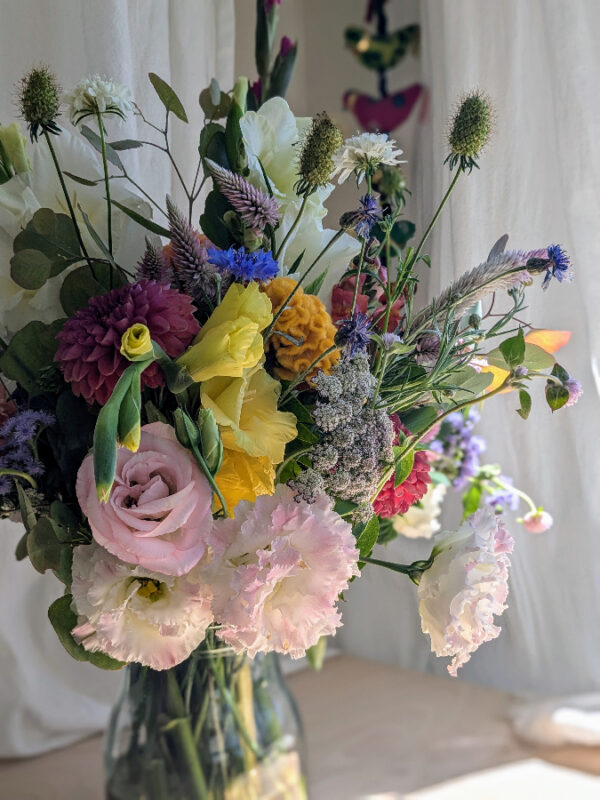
295,112,343,196
522,509,553,534
232,76,248,113
19,66,61,141
120,324,153,361
117,373,142,453
197,408,223,475
447,90,493,172
0,123,31,175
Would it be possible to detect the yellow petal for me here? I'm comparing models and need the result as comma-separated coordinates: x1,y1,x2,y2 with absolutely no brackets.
213,448,275,516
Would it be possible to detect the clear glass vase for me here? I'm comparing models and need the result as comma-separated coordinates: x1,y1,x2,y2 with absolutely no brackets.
105,640,307,800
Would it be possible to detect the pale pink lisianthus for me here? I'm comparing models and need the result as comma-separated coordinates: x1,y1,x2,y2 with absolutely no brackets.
76,422,213,576
211,485,360,658
418,507,514,676
71,543,213,670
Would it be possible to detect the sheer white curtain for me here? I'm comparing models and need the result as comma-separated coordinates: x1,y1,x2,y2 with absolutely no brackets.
340,0,600,695
0,0,233,756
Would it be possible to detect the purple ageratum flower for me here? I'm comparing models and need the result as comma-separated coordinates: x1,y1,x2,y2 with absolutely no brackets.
207,246,278,283
340,193,383,239
565,377,583,407
542,244,573,290
335,312,372,356
432,408,486,489
0,409,55,495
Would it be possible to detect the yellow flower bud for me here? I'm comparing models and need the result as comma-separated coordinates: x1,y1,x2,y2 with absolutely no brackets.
177,283,273,383
120,324,153,361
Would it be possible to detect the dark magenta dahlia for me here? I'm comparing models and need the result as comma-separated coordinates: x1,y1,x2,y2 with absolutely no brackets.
55,280,199,406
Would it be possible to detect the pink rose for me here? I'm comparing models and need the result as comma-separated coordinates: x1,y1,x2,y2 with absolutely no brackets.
77,422,214,576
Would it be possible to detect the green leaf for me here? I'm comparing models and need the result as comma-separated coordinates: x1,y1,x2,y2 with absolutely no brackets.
110,199,170,238
280,394,314,425
46,391,96,486
78,207,118,269
486,343,555,372
304,269,328,297
80,125,124,170
0,319,64,395
199,122,226,160
148,73,188,123
295,422,318,444
499,328,526,368
15,532,29,561
12,209,82,281
27,517,63,573
108,139,144,151
394,449,415,487
306,636,327,671
462,484,482,519
199,87,232,119
199,189,234,249
145,400,168,424
400,406,438,434
48,594,124,670
516,389,532,420
49,501,79,539
449,367,493,403
224,101,246,173
551,363,570,383
334,499,357,517
545,381,569,411
16,482,37,533
63,171,101,186
10,248,52,290
203,128,230,170
355,515,379,560
60,262,125,316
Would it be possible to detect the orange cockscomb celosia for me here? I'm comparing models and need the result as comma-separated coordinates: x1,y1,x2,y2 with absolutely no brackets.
263,276,339,382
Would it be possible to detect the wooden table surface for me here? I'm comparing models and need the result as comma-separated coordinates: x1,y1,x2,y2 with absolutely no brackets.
1,655,599,799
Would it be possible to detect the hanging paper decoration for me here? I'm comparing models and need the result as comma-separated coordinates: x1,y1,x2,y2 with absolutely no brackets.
343,0,424,134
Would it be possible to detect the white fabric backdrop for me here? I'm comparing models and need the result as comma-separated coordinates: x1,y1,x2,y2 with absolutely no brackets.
339,0,600,696
0,0,233,756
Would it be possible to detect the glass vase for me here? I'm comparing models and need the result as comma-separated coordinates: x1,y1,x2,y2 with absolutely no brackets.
105,640,307,800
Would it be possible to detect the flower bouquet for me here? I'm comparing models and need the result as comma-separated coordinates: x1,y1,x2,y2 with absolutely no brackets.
0,7,580,799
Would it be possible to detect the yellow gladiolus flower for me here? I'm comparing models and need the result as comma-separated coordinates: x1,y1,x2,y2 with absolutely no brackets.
120,323,153,361
214,447,275,516
201,363,297,465
177,282,273,383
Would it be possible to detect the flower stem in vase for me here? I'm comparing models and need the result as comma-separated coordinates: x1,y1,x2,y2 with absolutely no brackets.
165,669,209,800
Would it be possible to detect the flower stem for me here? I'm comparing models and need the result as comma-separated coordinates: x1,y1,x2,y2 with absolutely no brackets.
350,238,367,316
0,469,37,489
165,671,209,800
96,112,113,257
43,131,96,279
275,193,308,260
407,167,462,273
362,555,434,585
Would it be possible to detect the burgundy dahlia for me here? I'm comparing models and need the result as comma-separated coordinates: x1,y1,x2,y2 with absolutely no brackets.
55,280,200,406
373,416,431,518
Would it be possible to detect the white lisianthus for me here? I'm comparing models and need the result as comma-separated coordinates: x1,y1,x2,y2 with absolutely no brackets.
239,98,360,304
393,483,447,539
64,76,134,125
71,543,214,671
0,127,150,337
418,507,514,676
332,132,406,185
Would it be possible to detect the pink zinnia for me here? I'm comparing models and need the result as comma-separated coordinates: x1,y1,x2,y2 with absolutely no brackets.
56,280,199,406
373,416,431,518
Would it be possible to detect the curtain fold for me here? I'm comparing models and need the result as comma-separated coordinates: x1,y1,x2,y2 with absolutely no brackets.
340,0,600,695
0,0,233,756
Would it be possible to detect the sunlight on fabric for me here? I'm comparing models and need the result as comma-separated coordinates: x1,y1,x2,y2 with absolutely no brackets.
400,760,600,799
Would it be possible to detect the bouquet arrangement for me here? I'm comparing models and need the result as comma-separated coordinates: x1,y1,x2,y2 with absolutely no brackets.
0,7,580,796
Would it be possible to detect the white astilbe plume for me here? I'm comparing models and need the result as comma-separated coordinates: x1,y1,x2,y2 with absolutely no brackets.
410,249,546,331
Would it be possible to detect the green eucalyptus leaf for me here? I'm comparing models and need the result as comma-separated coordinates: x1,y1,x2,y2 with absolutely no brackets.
27,517,63,573
10,248,52,289
499,328,526,368
199,87,232,120
80,125,124,170
49,501,79,538
63,171,101,186
486,343,555,372
60,262,125,316
16,482,36,534
108,139,144,151
199,189,234,248
48,594,125,669
12,209,82,280
0,319,64,395
148,73,188,123
400,406,438,434
449,367,493,403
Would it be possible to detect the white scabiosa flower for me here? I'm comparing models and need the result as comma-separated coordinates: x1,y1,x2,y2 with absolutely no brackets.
418,507,514,676
331,132,406,184
64,75,134,125
70,543,214,670
392,483,447,539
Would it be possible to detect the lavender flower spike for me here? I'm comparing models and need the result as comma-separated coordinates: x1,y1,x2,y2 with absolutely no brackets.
205,158,280,232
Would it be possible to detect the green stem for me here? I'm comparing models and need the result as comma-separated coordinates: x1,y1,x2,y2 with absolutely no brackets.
0,469,37,489
275,193,308,260
96,112,113,257
265,229,345,339
209,655,262,759
490,476,537,513
362,555,434,585
350,238,367,316
165,671,209,800
189,441,229,517
275,446,313,481
43,131,96,279
407,167,462,273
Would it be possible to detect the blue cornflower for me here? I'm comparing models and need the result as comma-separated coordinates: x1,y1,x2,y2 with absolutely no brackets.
0,409,54,496
340,193,383,239
542,244,572,290
207,246,278,283
335,312,372,356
